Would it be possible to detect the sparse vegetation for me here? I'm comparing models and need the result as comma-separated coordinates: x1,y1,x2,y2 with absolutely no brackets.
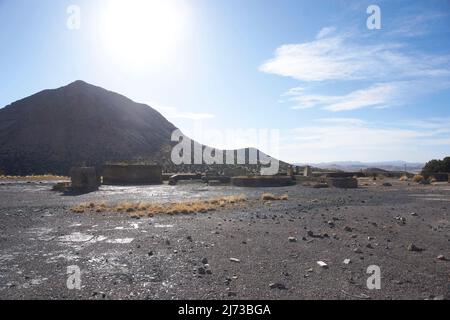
0,174,69,181
413,175,425,183
71,194,248,217
422,157,450,177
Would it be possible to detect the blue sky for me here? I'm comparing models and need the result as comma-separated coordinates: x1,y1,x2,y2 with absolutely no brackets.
1,0,450,163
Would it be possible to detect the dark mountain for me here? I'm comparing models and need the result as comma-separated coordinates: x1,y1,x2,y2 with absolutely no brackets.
0,81,287,175
0,81,178,175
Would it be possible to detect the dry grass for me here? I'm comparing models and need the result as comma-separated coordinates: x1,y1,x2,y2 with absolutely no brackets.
413,175,424,183
0,174,69,181
399,175,409,181
71,194,248,217
261,193,289,201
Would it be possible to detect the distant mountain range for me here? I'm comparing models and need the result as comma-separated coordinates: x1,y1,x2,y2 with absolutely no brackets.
0,81,285,175
297,161,424,173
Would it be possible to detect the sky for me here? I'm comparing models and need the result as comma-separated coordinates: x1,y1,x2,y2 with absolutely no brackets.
0,0,450,164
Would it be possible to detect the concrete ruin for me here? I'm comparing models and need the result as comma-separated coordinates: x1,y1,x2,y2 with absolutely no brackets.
304,166,312,177
70,167,100,192
231,176,294,187
102,165,162,185
327,177,358,189
168,173,202,186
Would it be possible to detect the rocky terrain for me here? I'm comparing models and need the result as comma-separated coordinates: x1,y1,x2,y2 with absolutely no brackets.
0,178,448,300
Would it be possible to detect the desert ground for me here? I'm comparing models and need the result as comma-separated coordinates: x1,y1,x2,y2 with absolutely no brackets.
0,178,449,300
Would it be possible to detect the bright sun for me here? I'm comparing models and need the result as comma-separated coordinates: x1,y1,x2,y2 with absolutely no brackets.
100,0,186,68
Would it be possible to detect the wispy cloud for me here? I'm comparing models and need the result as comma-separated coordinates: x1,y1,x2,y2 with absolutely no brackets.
260,32,450,82
388,12,448,37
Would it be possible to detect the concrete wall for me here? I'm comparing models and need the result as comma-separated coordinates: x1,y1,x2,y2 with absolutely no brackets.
102,165,162,185
70,167,100,191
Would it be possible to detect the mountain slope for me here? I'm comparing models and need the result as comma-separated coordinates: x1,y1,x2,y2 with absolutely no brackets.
0,81,177,175
0,81,287,175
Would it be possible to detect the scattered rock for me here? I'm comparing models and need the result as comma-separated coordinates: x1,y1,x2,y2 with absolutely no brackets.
354,248,363,254
201,258,208,264
228,292,237,297
344,226,353,232
437,254,446,261
407,243,423,252
288,237,297,243
410,212,418,216
317,261,328,268
343,259,351,265
269,283,287,290
229,258,241,263
197,267,206,275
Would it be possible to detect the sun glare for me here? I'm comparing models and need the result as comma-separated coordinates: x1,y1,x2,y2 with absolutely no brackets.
100,0,186,68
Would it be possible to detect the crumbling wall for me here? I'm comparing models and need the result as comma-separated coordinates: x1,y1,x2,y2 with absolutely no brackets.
70,167,100,191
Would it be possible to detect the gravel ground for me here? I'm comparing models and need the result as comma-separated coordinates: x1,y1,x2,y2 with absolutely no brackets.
0,178,449,300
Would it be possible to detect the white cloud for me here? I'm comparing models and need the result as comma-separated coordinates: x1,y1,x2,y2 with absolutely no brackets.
287,80,450,111
289,83,396,111
259,31,450,82
316,26,336,39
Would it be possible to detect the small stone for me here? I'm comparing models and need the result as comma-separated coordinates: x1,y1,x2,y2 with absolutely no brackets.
407,243,423,252
229,258,241,263
269,283,287,290
317,261,328,268
354,248,363,254
437,254,446,261
201,258,208,264
186,236,193,242
344,226,353,232
228,292,237,297
288,237,297,243
343,259,351,265
410,212,418,216
198,267,206,275
366,243,373,249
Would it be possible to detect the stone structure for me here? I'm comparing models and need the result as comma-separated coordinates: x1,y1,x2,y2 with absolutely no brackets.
102,165,162,185
70,167,100,192
168,173,202,186
287,166,294,177
231,175,294,187
327,177,358,189
304,166,312,177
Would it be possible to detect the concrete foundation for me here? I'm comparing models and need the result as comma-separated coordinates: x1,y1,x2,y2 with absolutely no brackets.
70,167,100,192
102,165,162,185
327,177,358,189
231,176,294,187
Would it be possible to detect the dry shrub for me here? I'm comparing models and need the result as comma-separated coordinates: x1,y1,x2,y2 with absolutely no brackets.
413,175,424,183
71,194,248,217
399,175,409,181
